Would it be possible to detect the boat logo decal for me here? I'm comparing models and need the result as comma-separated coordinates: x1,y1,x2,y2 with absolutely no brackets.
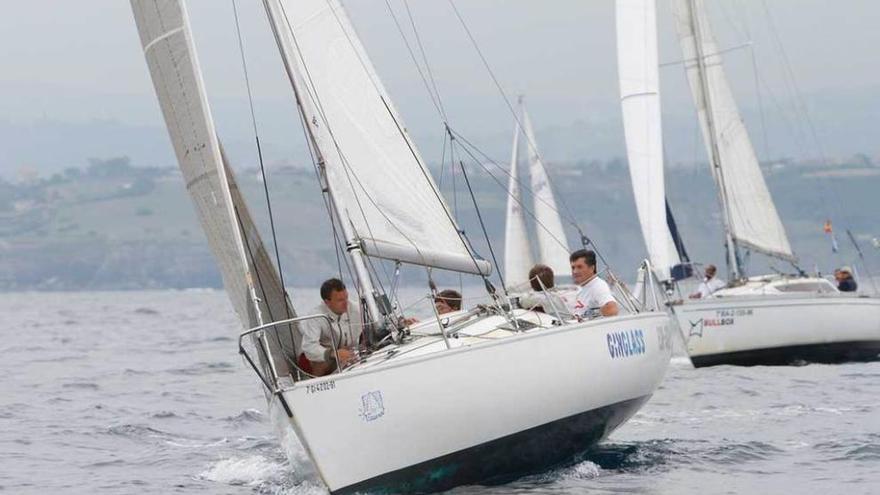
688,319,704,338
358,390,385,422
607,329,646,358
697,308,754,333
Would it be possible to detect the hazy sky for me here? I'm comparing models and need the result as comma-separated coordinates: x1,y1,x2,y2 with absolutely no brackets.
1,0,879,174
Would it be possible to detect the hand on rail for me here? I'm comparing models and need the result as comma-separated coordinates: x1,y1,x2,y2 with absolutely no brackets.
336,348,358,368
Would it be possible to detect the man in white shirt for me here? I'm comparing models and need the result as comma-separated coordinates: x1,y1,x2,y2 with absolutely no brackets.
689,264,726,299
295,278,363,376
569,249,619,318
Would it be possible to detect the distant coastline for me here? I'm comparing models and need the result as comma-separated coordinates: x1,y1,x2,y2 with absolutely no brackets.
2,156,877,291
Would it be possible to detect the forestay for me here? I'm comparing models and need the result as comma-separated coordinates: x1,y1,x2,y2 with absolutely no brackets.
504,120,535,288
615,0,678,281
521,105,571,277
132,0,296,374
263,0,490,275
670,0,793,260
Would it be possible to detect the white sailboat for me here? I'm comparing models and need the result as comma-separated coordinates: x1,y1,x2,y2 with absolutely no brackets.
132,1,673,493
617,0,880,367
503,98,572,288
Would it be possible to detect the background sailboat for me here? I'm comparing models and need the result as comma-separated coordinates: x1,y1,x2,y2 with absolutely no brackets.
504,98,571,288
617,0,880,367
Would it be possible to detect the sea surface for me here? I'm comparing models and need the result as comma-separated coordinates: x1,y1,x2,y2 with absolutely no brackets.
2,290,879,494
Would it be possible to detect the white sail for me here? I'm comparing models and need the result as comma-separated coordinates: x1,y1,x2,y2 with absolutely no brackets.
503,121,535,288
670,0,793,260
521,104,571,277
615,0,678,281
132,0,296,375
262,0,490,276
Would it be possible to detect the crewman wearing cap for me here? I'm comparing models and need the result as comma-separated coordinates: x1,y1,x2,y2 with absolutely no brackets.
835,266,858,292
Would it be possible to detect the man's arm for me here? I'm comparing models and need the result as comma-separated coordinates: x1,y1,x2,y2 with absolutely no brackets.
600,300,619,317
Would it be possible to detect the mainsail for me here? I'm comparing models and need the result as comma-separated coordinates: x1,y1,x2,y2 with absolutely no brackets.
132,0,295,374
670,0,794,263
615,0,679,281
521,104,571,277
503,119,535,288
262,0,490,276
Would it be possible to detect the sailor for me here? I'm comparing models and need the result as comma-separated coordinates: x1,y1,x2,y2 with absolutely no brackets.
518,264,572,318
569,249,619,318
689,264,726,299
295,278,363,376
835,266,858,292
434,289,462,314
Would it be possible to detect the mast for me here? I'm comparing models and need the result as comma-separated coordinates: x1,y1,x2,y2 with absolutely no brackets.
687,0,742,279
262,0,385,328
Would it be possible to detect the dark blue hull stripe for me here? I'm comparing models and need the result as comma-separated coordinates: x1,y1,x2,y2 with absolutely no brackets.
691,340,880,368
333,394,652,494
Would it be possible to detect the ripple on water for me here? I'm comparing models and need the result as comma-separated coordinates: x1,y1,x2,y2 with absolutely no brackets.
225,408,265,425
168,361,236,376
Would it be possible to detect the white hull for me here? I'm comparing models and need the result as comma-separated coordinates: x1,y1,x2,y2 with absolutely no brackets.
671,293,880,367
279,311,672,493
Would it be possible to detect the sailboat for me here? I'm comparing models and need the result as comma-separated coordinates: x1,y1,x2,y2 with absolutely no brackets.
617,0,880,368
132,0,672,493
504,97,572,288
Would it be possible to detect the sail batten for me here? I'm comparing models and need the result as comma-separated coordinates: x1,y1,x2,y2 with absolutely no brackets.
263,0,488,276
616,0,677,281
670,0,794,262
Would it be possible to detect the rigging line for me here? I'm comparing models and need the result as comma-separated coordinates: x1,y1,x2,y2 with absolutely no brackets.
658,42,753,68
279,2,459,284
232,0,290,307
453,144,507,293
281,27,355,285
321,0,478,269
274,2,396,292
402,0,448,120
382,0,446,122
760,0,827,163
232,204,296,368
452,130,569,253
759,0,844,220
748,45,771,163
446,125,577,237
846,229,879,295
437,131,449,188
445,0,580,229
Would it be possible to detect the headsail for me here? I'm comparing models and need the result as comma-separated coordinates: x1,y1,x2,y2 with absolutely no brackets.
262,0,490,276
521,103,571,277
615,0,678,281
503,119,535,288
670,0,793,262
132,0,296,374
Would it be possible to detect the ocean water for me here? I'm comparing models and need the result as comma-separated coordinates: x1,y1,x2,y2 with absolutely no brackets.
2,290,878,494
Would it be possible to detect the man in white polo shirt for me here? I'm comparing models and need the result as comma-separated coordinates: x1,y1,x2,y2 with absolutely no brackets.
569,249,619,319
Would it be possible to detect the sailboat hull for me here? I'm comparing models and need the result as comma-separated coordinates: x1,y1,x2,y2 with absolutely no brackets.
279,312,672,493
671,294,880,368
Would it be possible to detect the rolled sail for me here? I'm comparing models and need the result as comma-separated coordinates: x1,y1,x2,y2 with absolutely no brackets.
615,0,679,280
